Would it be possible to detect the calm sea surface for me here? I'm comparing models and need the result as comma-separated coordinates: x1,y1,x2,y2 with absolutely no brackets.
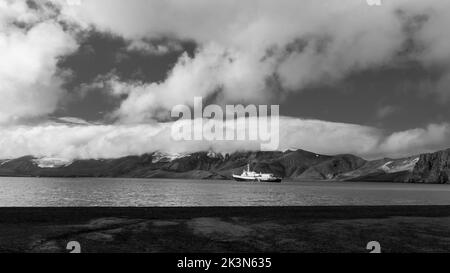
0,177,449,206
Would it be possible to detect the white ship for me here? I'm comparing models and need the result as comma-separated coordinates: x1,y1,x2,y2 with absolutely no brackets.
232,164,282,183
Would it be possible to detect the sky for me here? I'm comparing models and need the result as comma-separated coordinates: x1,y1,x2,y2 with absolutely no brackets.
1,0,450,160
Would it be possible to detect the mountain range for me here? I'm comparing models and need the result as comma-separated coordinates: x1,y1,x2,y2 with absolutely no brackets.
0,148,449,183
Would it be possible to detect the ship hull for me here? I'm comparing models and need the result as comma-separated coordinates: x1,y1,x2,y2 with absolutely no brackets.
232,175,282,183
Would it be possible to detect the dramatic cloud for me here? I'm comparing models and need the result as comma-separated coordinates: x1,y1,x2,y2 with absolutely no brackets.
99,44,275,123
53,0,450,122
0,0,78,123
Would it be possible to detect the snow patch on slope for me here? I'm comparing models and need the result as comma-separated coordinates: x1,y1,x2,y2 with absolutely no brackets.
379,157,419,173
0,159,11,166
151,152,188,163
33,157,73,168
379,161,394,172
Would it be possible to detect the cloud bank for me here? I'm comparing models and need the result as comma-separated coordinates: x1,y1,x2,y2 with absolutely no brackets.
1,117,449,160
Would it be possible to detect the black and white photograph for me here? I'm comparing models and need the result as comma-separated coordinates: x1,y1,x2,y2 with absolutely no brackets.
0,0,449,263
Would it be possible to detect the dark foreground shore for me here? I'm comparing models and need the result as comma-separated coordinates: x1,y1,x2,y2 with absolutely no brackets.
0,206,449,253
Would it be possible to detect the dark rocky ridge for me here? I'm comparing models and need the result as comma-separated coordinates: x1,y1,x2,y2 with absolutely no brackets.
409,148,450,183
0,148,449,183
